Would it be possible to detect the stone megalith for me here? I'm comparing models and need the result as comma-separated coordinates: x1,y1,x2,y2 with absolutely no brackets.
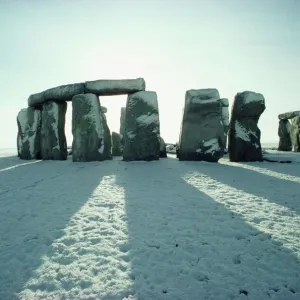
291,116,300,152
159,137,167,158
220,98,230,148
123,91,160,161
178,89,225,162
278,119,292,151
112,132,122,156
40,101,68,160
17,107,42,160
72,93,111,162
100,106,112,160
228,91,265,162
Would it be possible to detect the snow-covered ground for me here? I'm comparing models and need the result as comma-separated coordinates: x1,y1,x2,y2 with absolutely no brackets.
0,149,300,300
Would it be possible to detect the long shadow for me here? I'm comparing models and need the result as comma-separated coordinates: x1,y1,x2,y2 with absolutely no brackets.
0,159,107,300
114,159,300,299
190,160,300,216
0,155,22,170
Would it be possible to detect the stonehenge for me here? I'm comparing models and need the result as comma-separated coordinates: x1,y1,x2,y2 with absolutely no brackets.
278,111,300,152
177,89,227,162
17,77,277,164
228,91,265,162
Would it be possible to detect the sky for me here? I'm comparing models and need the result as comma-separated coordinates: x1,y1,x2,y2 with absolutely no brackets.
0,0,299,148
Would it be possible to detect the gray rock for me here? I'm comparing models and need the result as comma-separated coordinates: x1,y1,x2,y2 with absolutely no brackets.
178,89,225,162
220,98,230,148
112,132,122,156
101,106,107,113
28,83,84,107
278,119,292,151
40,101,68,160
278,111,300,120
159,137,167,158
120,107,126,137
85,78,145,96
100,110,112,160
291,116,300,152
228,91,265,162
72,93,111,162
17,107,42,160
123,91,160,161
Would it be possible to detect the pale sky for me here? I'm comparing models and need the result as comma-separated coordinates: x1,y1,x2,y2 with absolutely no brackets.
0,0,299,148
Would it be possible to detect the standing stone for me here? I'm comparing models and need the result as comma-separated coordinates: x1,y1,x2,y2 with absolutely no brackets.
159,137,167,158
278,119,292,151
291,116,300,152
120,107,126,150
17,107,42,160
112,132,122,156
220,98,230,148
40,101,68,160
228,91,265,162
100,107,112,160
123,91,160,161
178,89,225,162
72,94,111,162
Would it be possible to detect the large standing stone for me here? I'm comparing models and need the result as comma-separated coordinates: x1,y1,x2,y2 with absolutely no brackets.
17,107,42,160
112,132,122,156
120,107,126,137
220,98,230,148
28,83,84,107
40,101,68,160
85,78,145,96
278,119,292,151
159,137,167,158
178,89,225,162
228,91,265,162
291,116,300,152
123,91,160,161
100,107,112,160
278,111,300,120
72,94,111,162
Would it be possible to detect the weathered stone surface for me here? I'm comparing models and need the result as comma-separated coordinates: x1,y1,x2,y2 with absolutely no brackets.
123,91,160,161
220,98,229,148
178,89,225,162
72,93,111,162
120,107,126,137
100,109,112,160
101,106,107,113
279,111,300,120
28,83,84,107
159,137,167,158
85,78,145,96
17,107,42,160
40,101,68,160
291,116,300,152
228,91,265,162
278,119,292,151
112,132,122,156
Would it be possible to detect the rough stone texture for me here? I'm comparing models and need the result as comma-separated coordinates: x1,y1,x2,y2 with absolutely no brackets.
278,119,292,151
40,101,68,160
100,108,112,160
17,107,42,160
159,137,167,158
291,116,300,152
123,91,160,161
228,91,265,162
112,132,122,156
85,78,145,96
101,106,107,113
220,98,230,148
279,111,300,120
178,89,225,162
72,93,111,162
120,107,126,137
28,83,84,107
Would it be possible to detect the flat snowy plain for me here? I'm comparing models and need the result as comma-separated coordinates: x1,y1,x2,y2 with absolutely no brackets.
0,148,299,300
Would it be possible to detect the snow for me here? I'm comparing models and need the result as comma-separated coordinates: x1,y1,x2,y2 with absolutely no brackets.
235,121,257,142
186,89,220,106
136,113,159,126
242,91,265,104
196,139,221,154
127,131,136,139
1,150,300,300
